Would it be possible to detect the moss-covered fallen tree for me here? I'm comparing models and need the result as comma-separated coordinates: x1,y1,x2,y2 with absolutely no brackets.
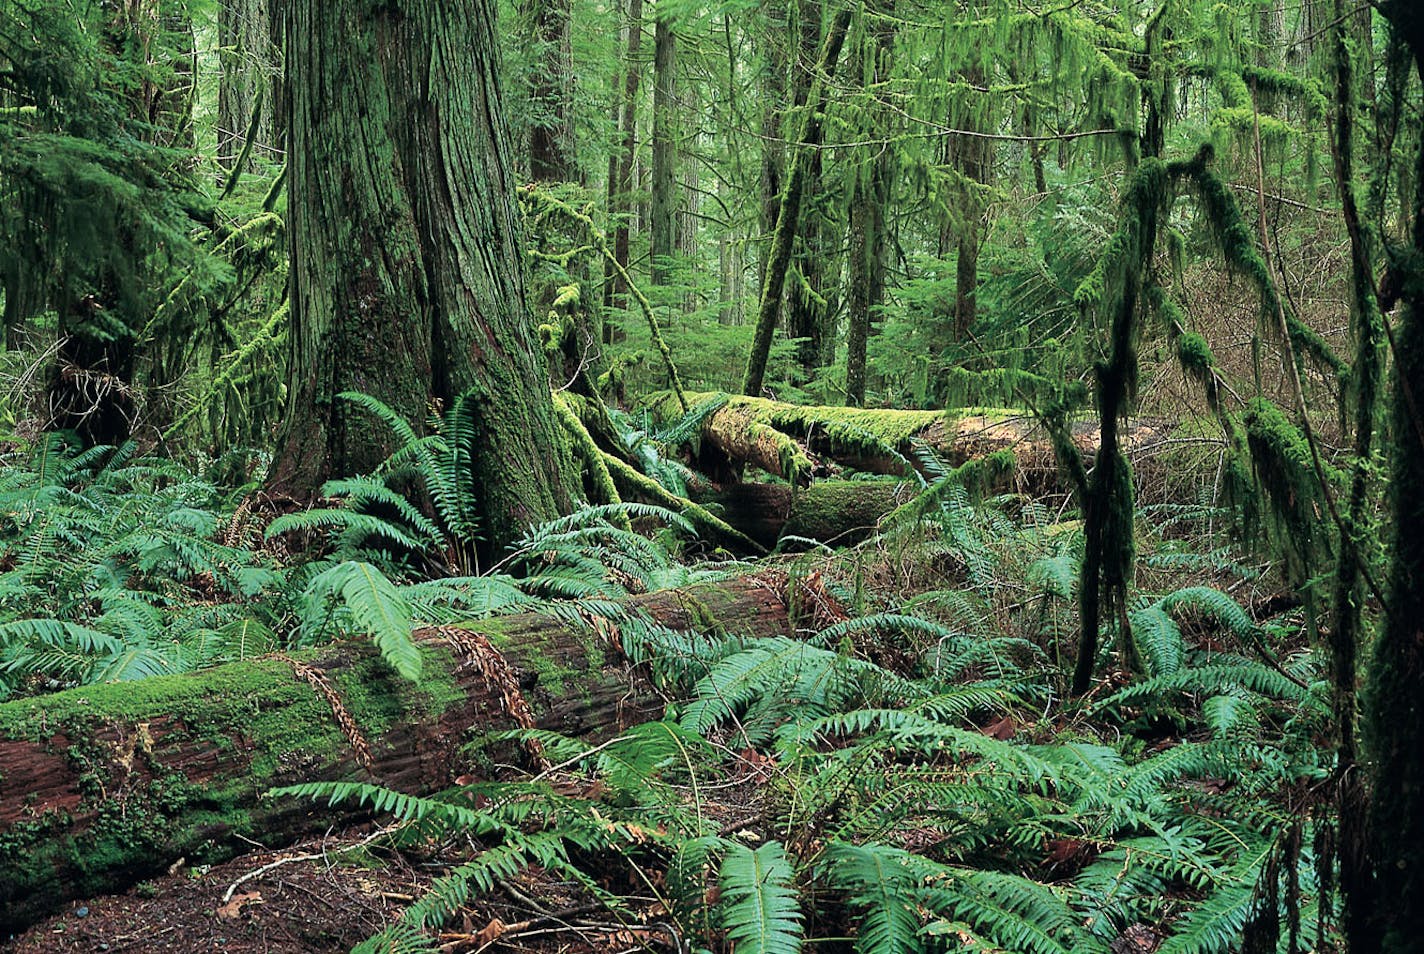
649,392,1168,489
698,480,920,548
0,575,791,931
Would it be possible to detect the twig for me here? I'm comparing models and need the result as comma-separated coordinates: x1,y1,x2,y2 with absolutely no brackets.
222,827,393,903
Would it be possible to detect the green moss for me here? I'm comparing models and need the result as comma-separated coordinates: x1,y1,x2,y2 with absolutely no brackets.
1243,397,1340,587
460,620,581,696
0,639,473,926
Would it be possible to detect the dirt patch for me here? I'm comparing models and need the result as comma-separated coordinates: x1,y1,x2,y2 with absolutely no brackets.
2,828,417,953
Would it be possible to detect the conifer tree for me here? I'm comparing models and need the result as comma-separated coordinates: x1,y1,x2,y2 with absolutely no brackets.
269,0,572,554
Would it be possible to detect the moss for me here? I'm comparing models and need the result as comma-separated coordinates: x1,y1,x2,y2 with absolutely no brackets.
552,392,629,525
460,620,581,696
1243,397,1340,588
0,639,472,926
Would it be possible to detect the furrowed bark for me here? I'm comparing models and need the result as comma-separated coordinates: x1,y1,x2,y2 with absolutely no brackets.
0,576,791,932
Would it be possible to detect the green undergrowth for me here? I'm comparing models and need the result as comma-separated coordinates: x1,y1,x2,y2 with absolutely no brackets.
281,489,1334,954
0,398,748,699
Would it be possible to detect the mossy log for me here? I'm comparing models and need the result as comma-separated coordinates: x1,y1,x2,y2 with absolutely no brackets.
652,392,1168,488
0,575,791,931
700,480,920,548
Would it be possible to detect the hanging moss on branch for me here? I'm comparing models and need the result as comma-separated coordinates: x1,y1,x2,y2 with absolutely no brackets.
520,186,689,412
1242,397,1340,591
1067,156,1172,696
1168,146,1346,386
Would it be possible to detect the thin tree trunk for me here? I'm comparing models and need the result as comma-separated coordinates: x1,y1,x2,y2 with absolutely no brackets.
949,67,992,341
527,0,576,181
845,3,895,406
607,0,645,339
742,5,853,397
651,6,677,288
757,0,789,331
269,0,571,555
526,0,576,181
217,0,272,170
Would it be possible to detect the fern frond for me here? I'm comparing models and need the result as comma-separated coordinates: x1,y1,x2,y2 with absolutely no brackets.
719,841,804,954
302,561,421,680
823,841,926,954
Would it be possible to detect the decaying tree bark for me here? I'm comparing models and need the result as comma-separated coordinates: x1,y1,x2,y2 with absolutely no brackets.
698,480,918,548
652,392,1168,488
0,575,791,932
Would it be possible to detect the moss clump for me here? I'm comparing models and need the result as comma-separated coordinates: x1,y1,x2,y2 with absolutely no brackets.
1242,397,1340,588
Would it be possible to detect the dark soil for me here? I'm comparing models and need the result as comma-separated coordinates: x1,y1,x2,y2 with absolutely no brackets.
2,829,420,953
2,826,674,954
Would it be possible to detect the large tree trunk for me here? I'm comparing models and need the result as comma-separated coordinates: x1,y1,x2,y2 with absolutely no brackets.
1362,9,1424,951
0,575,793,933
268,0,571,554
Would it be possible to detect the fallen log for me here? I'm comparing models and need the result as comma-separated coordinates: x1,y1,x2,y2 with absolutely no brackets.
699,480,920,549
0,574,791,932
650,392,1168,488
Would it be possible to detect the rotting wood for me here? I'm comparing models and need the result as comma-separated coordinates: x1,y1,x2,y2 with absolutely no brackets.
652,392,1169,487
0,574,791,932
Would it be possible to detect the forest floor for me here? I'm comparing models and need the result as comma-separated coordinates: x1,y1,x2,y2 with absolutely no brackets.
3,825,414,953
2,806,751,953
2,830,638,953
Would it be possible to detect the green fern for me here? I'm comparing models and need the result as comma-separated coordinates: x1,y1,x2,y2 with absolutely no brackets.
822,841,927,954
300,561,421,680
719,841,804,954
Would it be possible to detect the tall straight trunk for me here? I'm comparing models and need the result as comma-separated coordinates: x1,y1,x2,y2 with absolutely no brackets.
606,0,645,337
784,0,830,373
217,0,273,169
742,5,853,397
270,0,571,554
948,67,992,341
651,7,677,287
718,218,744,325
1327,0,1384,943
264,0,285,155
757,0,789,328
526,0,576,181
844,3,895,406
